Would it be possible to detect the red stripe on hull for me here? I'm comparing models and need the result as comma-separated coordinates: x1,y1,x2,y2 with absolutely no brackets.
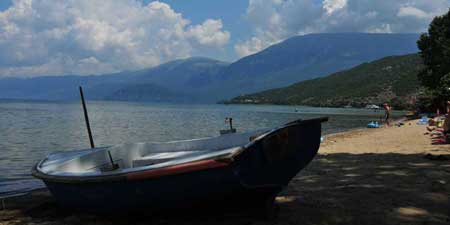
126,160,229,181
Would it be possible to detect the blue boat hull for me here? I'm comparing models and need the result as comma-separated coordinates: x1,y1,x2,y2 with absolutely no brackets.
44,166,279,212
35,118,325,212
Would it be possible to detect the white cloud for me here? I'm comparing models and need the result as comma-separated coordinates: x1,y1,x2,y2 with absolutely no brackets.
323,0,347,15
397,6,430,19
236,0,450,57
236,0,321,56
235,37,267,58
186,19,230,47
366,24,392,34
0,0,230,77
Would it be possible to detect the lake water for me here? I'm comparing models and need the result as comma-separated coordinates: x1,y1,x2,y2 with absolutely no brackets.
0,100,402,195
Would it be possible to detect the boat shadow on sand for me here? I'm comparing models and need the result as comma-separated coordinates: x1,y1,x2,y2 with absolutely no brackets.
1,152,449,225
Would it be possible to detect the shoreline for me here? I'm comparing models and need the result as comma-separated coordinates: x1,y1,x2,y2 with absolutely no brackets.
219,102,415,111
321,117,406,145
1,119,448,225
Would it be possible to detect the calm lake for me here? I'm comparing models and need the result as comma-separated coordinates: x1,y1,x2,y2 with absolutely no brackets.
0,100,402,195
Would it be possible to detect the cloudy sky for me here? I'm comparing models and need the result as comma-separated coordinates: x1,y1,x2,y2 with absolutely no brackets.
0,0,449,77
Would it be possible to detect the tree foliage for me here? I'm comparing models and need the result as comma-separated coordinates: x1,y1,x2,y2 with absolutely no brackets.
417,8,450,110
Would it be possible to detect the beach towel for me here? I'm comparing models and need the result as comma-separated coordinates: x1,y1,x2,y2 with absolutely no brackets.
367,121,380,128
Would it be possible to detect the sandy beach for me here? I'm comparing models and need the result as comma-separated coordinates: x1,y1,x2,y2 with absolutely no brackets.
1,119,449,225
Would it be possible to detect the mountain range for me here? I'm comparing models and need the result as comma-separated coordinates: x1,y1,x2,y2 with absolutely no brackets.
0,33,421,103
225,54,423,109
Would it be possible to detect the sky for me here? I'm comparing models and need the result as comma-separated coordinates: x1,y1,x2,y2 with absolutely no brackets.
0,0,449,77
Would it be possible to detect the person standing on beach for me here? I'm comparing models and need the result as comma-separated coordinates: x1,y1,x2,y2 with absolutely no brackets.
383,103,391,127
447,100,450,114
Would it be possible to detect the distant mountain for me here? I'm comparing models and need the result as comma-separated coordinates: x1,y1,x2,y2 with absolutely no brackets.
209,33,420,99
105,83,182,102
0,57,228,102
125,57,229,102
0,33,420,102
225,54,423,109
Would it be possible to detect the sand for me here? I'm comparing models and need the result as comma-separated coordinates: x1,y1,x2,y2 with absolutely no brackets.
1,120,449,225
321,120,449,155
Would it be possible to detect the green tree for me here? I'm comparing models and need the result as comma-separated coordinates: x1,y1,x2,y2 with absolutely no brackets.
417,8,450,110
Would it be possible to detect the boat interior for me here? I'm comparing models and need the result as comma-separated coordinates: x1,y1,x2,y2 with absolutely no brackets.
38,129,270,176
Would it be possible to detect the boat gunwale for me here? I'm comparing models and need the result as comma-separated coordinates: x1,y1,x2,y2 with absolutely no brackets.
32,117,328,184
32,157,232,184
32,146,244,184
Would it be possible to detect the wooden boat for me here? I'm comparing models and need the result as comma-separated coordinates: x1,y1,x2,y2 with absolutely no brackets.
32,117,327,212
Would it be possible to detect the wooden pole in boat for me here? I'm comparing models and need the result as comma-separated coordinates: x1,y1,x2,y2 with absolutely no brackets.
79,86,95,149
